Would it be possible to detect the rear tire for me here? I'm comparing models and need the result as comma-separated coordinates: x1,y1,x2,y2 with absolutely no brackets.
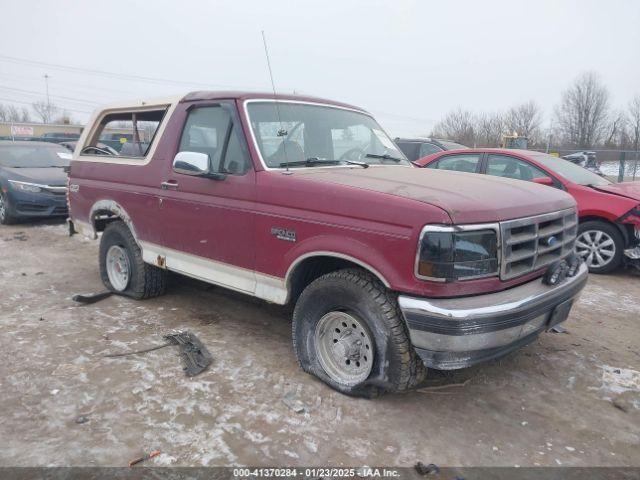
0,192,16,225
99,220,167,299
292,268,426,397
576,220,623,274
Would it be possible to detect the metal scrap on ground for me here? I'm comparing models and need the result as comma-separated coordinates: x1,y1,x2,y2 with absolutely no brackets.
103,331,213,377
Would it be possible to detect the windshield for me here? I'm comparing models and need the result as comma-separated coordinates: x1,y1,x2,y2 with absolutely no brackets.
528,152,611,186
246,102,410,168
0,144,71,168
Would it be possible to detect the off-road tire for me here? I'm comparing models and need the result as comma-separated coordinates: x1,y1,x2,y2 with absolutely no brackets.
577,220,624,274
292,268,426,397
0,192,16,225
99,220,167,299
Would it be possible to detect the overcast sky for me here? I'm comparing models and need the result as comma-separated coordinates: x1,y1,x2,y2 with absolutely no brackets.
1,0,639,135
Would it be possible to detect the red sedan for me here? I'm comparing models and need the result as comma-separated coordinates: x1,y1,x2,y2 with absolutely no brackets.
415,149,640,273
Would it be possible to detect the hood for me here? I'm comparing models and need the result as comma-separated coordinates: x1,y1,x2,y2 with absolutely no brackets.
591,181,640,202
2,167,68,186
292,166,576,223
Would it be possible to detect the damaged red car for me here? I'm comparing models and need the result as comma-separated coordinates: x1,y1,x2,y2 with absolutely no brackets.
415,149,640,273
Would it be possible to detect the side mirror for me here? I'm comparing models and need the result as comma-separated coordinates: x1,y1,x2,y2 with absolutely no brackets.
532,177,553,186
173,151,226,180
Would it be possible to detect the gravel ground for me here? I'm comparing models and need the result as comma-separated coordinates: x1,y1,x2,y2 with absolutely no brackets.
0,220,639,468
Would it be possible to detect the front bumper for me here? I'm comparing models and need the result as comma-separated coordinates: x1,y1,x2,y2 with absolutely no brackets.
398,263,588,370
5,189,68,218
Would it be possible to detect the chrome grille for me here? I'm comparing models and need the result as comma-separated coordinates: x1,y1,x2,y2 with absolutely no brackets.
500,208,578,280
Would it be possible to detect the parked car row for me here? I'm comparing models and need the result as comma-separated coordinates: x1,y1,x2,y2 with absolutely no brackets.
0,91,637,397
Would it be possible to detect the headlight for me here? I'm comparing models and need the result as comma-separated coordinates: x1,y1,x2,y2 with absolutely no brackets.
416,225,499,282
8,180,44,193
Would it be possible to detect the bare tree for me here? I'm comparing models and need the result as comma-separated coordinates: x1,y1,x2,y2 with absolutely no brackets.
0,103,31,122
475,111,505,147
555,72,610,148
431,108,476,146
604,110,629,148
505,101,542,145
32,100,59,124
629,96,640,152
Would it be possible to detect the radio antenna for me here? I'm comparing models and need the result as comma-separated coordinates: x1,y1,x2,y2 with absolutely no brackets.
261,30,290,173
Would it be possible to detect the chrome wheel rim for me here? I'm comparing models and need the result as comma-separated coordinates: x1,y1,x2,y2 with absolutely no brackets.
106,245,131,291
575,230,616,268
0,194,5,221
314,311,374,386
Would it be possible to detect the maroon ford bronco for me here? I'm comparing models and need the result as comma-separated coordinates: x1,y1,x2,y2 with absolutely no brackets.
68,92,588,397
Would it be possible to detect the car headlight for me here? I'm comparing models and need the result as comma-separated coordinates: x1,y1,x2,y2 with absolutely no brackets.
416,225,499,281
8,180,44,193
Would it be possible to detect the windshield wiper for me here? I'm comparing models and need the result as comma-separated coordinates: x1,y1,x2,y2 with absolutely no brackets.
365,153,403,163
279,157,342,168
344,160,369,168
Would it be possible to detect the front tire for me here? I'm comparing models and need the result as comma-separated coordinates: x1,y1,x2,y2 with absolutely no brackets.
99,221,167,299
292,268,426,397
0,192,16,225
576,220,624,274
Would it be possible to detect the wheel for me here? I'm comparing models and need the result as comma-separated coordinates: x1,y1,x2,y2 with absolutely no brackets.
99,220,167,299
292,268,426,397
575,220,623,274
0,192,16,225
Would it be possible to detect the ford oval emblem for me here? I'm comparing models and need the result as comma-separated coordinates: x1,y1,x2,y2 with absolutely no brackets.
546,236,558,247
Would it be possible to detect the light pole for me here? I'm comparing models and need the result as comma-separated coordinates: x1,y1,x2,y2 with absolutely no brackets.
44,74,51,123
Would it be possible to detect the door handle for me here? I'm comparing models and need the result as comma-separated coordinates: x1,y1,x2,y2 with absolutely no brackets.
160,180,179,190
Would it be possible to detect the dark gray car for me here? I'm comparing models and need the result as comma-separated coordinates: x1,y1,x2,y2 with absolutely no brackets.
394,137,468,161
0,141,70,224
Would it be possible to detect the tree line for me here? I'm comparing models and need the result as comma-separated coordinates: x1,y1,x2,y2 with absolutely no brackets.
430,72,640,151
0,100,74,125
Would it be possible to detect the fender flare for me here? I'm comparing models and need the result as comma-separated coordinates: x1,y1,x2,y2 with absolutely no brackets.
284,250,392,290
85,200,140,243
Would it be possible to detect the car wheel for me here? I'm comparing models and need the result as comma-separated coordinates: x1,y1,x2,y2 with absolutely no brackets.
292,268,426,397
575,220,623,274
0,192,16,225
99,220,167,299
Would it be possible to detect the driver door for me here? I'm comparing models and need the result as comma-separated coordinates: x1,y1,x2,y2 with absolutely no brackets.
155,102,257,294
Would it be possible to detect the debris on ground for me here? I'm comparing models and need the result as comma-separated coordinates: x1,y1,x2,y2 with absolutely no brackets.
416,378,472,394
75,415,89,424
103,331,212,377
282,390,322,414
414,462,440,476
128,450,160,467
72,290,113,305
550,324,568,334
164,331,212,377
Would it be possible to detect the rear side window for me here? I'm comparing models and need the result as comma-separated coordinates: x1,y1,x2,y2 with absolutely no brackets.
419,142,442,157
428,154,481,173
83,109,166,158
179,105,250,175
486,155,550,182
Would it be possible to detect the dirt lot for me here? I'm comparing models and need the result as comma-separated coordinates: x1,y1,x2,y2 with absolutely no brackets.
1,220,639,468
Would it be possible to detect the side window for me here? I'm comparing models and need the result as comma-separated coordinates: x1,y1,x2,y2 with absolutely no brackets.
179,106,250,175
396,141,420,161
428,154,481,173
486,155,551,182
419,142,442,158
83,109,166,157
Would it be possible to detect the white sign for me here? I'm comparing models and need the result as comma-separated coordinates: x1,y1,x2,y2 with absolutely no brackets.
11,125,34,137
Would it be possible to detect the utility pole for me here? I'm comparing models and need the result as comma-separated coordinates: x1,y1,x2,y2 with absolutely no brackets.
43,74,51,123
